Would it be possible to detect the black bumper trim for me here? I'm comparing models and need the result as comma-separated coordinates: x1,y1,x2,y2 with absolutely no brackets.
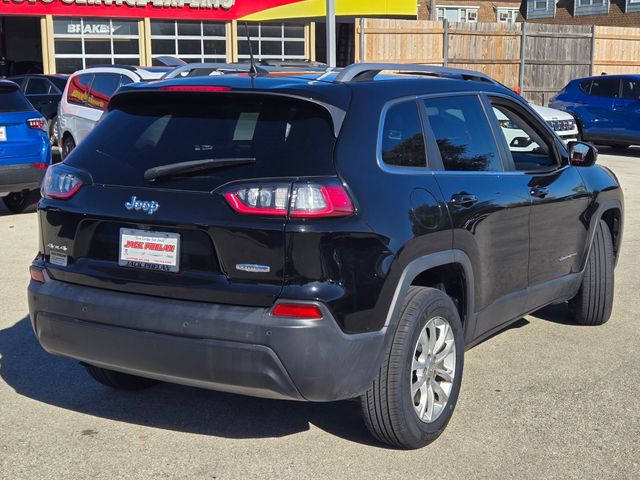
28,277,387,401
0,164,46,192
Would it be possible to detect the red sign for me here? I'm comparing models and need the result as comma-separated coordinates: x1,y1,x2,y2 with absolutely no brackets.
0,0,305,20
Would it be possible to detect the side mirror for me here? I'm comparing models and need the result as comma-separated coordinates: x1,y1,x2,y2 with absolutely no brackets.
568,141,597,167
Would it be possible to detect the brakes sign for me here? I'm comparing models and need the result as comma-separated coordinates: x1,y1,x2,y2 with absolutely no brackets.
119,228,180,272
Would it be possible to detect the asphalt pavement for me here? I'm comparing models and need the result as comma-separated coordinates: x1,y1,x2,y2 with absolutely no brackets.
0,149,638,480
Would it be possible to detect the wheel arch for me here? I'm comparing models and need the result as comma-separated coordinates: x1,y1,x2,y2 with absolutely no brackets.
383,250,476,344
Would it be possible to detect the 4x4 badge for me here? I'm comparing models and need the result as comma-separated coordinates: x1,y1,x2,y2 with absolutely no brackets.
125,196,160,215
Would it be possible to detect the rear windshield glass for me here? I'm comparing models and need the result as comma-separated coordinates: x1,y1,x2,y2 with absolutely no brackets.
0,87,34,112
66,93,337,190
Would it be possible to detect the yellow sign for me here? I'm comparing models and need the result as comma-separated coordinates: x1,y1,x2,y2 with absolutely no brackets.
240,0,417,21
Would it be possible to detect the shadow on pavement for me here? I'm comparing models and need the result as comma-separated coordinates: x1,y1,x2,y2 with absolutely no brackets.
0,316,381,447
528,303,577,325
596,145,640,158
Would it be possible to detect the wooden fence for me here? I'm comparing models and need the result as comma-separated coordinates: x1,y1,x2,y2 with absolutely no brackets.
355,19,640,105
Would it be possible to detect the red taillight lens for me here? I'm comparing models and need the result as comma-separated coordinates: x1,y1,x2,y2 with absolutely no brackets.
27,117,46,130
159,86,232,92
271,303,323,319
224,183,290,217
223,180,354,218
290,184,354,218
32,163,48,170
41,164,84,200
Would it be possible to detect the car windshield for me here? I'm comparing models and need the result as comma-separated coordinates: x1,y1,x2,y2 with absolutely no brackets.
65,93,337,191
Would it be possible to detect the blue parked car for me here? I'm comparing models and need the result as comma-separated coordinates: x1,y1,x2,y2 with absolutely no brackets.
550,75,640,149
0,79,52,213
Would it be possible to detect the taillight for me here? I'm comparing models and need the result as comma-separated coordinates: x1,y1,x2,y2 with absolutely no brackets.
224,183,290,216
27,117,46,130
41,164,84,200
271,303,323,319
223,180,354,218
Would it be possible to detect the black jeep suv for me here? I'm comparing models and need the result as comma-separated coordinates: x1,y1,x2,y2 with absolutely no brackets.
28,63,623,449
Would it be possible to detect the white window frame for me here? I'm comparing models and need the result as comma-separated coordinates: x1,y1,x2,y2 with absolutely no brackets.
496,7,519,22
53,18,140,71
436,6,480,22
533,0,548,9
237,23,306,61
578,0,604,5
150,20,227,63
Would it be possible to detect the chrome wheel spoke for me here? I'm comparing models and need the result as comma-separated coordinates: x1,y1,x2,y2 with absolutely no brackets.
431,378,449,404
433,322,449,354
412,358,425,372
412,374,428,395
435,339,454,363
427,322,437,353
435,367,453,383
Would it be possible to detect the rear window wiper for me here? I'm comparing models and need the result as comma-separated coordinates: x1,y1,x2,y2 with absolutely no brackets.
144,157,256,181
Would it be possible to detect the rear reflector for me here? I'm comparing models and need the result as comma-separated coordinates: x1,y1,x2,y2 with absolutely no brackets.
159,86,232,92
29,266,45,283
32,163,48,170
271,303,323,319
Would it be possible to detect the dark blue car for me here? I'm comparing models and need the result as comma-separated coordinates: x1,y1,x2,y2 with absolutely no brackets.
550,74,640,149
0,80,52,213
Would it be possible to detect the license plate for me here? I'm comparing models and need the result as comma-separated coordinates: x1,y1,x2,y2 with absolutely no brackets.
0,126,6,142
119,228,180,273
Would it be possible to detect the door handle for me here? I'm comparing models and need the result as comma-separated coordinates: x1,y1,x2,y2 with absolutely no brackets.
530,186,549,198
450,193,478,207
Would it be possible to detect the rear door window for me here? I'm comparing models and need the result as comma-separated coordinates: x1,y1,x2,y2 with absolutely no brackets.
65,94,338,191
423,95,503,172
620,79,640,100
25,78,52,95
379,101,427,168
87,74,121,110
0,86,34,112
67,73,93,106
588,78,620,98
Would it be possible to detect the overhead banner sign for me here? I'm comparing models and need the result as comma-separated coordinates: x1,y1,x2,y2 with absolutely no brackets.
0,0,416,20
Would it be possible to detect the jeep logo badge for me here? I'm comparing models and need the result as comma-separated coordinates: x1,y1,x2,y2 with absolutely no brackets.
125,196,160,215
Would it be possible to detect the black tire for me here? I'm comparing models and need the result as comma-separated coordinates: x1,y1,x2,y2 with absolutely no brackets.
2,189,40,214
61,135,75,160
569,219,614,326
361,286,464,449
84,364,159,390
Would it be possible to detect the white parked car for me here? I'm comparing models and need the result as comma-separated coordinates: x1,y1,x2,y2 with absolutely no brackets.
57,65,168,159
495,104,579,152
532,104,579,143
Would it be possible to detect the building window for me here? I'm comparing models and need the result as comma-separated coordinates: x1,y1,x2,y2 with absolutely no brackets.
150,20,227,64
237,23,306,61
534,0,547,9
578,0,604,4
436,7,480,22
497,8,520,22
53,17,140,74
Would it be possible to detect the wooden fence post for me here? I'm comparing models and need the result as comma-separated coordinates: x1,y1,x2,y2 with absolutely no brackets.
359,18,365,63
519,21,526,93
443,20,449,67
590,25,596,76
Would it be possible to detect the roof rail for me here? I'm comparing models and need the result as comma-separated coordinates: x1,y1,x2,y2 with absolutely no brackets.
162,62,268,79
86,64,139,72
333,63,495,84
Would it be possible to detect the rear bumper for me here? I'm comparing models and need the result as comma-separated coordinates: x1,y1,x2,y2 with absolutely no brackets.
28,275,387,401
0,164,46,193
